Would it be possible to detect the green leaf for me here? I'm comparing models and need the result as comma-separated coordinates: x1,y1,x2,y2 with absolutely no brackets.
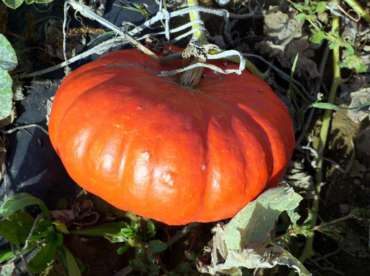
27,242,58,273
0,34,17,70
328,39,341,50
200,244,311,276
0,193,49,219
1,0,24,8
292,3,305,11
27,217,54,243
106,227,137,243
198,185,309,275
72,221,128,237
311,102,339,111
34,0,54,3
224,185,303,250
145,220,156,238
345,45,355,55
341,53,368,73
287,210,301,225
116,244,130,255
0,249,15,263
73,221,140,244
0,33,18,121
52,221,70,234
60,246,81,276
0,211,34,244
25,0,54,4
310,30,326,44
27,231,63,273
0,69,13,121
315,2,327,13
291,54,299,77
295,13,307,21
148,240,168,254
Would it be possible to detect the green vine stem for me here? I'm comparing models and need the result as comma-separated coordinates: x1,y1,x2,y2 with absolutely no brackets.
186,0,206,43
298,14,342,266
343,0,370,23
180,0,207,87
179,0,270,86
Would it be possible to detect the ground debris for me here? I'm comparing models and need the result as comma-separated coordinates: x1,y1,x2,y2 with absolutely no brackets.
256,6,319,79
347,87,370,123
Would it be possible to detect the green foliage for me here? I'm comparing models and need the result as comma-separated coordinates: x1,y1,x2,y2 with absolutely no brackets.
290,0,368,73
27,230,63,273
148,240,167,254
59,246,82,276
72,221,131,238
73,218,157,252
0,211,33,244
0,34,17,122
310,101,339,111
0,250,15,263
342,48,368,73
0,193,49,218
0,193,177,275
293,0,328,22
73,217,172,273
289,210,315,239
1,0,53,9
198,185,310,276
0,193,81,276
0,70,12,121
223,185,303,250
118,2,151,19
2,0,23,9
0,34,17,71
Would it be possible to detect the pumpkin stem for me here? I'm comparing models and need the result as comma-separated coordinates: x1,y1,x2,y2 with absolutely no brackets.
179,0,208,88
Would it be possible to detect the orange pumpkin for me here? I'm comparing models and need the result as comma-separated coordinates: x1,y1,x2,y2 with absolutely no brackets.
49,49,295,225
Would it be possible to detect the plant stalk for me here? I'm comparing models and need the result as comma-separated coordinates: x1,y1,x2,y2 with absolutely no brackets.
180,0,207,87
298,15,342,265
187,0,206,43
343,0,370,23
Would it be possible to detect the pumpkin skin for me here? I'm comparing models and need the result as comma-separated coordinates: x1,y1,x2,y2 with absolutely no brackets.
49,49,295,225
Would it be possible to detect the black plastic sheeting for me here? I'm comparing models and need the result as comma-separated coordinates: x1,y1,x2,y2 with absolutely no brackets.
1,0,159,205
104,0,160,26
1,81,78,206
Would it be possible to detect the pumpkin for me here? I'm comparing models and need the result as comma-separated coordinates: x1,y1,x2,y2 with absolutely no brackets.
49,49,295,225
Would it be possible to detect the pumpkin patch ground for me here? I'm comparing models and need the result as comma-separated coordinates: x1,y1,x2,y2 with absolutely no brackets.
1,0,370,275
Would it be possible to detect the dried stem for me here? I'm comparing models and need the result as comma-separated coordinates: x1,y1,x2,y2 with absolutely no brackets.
67,0,158,59
22,3,254,79
1,124,48,136
21,37,128,78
